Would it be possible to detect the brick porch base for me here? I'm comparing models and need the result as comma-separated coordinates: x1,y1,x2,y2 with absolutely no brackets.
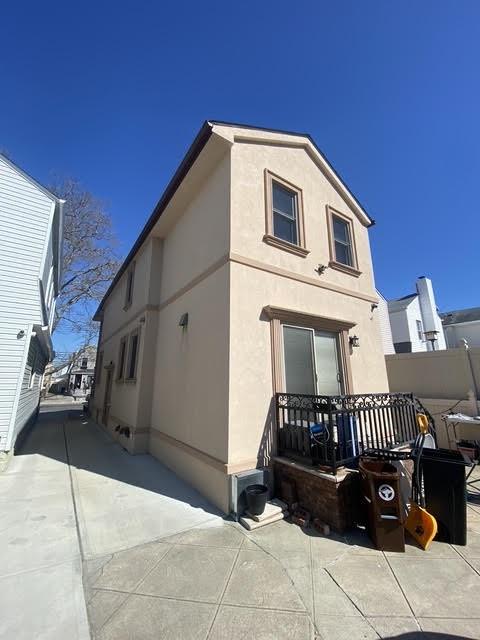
273,456,361,532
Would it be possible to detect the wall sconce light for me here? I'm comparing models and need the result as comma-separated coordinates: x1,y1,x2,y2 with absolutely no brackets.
371,303,378,313
17,330,25,339
349,335,360,348
315,264,328,276
179,313,188,328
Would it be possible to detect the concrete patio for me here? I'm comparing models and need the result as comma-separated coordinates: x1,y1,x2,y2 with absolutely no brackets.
1,404,480,639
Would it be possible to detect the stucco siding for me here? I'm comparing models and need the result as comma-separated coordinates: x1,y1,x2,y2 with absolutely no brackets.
228,261,389,465
101,239,155,343
230,140,376,297
158,152,230,303
150,264,230,463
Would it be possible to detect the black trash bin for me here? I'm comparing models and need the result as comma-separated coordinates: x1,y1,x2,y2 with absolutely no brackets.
420,448,471,545
245,484,268,516
359,458,405,552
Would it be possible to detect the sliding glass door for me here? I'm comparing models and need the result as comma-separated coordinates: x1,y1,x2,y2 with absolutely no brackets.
283,325,344,396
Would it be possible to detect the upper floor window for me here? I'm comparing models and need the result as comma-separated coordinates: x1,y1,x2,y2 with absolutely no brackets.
332,216,353,266
80,357,88,369
124,263,135,310
273,182,298,245
327,206,360,277
264,170,308,257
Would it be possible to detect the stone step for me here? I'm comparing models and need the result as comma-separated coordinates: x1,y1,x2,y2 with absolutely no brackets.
240,511,285,531
246,499,287,522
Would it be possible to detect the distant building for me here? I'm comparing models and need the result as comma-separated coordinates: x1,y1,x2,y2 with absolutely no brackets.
441,307,480,348
386,276,446,353
0,154,64,454
68,347,96,396
376,291,395,355
48,346,96,397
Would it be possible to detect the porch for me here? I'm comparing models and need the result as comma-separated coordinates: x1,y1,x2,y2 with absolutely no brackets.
276,391,434,473
274,391,435,532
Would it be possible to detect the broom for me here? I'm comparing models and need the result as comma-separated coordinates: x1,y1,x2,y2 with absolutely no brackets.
404,414,438,550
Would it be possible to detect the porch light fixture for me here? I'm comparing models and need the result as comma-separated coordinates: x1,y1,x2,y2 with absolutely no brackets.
423,329,439,351
315,264,328,276
179,313,188,328
349,335,360,348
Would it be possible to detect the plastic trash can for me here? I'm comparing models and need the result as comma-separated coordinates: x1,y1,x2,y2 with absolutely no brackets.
359,458,405,552
245,484,268,516
420,448,471,545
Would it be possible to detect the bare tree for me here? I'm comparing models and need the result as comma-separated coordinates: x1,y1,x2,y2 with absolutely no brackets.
48,178,121,335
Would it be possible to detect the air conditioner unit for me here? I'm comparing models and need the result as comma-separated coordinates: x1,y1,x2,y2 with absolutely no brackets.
230,467,270,521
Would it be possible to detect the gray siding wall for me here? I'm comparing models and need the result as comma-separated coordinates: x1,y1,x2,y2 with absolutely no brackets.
13,336,47,445
0,156,54,450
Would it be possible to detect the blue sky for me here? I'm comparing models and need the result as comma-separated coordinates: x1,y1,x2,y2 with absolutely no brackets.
1,1,479,350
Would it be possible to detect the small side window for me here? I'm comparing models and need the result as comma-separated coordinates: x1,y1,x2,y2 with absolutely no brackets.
96,351,104,386
117,337,127,381
416,320,424,342
126,330,140,381
124,262,135,309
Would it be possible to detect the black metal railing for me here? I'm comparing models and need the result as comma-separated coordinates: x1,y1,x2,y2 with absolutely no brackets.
276,392,435,474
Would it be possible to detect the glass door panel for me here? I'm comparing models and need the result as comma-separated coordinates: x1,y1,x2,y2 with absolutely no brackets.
314,330,343,396
283,326,316,395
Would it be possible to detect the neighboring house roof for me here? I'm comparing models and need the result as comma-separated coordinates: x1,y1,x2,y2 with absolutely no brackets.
387,294,418,312
440,307,480,326
0,153,61,203
93,120,376,320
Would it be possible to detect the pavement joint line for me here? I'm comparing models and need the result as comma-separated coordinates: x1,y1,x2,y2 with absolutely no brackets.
323,565,381,638
382,550,421,631
231,525,318,628
204,535,245,639
91,540,178,634
308,533,322,640
450,542,480,578
62,419,86,562
82,515,222,562
0,556,83,581
92,586,315,615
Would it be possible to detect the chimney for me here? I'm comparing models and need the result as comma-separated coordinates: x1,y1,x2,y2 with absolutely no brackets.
416,277,446,349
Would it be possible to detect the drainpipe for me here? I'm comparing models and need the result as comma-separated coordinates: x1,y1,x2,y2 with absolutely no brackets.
462,339,480,415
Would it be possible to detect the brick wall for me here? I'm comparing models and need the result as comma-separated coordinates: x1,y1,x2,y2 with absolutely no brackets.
273,457,361,532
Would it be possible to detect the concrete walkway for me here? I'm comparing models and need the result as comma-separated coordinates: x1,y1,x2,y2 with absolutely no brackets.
2,405,480,639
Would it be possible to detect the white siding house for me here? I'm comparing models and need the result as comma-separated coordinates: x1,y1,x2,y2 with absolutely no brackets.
386,276,446,353
0,154,63,454
376,291,395,355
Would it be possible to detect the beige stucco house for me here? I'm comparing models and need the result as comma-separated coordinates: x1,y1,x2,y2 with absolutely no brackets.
92,121,389,513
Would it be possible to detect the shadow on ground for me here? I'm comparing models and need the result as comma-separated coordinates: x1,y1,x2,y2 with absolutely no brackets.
17,406,220,517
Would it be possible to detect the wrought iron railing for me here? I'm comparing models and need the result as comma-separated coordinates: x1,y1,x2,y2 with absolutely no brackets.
276,392,435,474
